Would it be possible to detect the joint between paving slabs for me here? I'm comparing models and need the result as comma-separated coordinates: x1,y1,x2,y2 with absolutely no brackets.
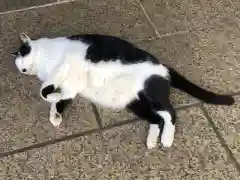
200,104,240,175
136,0,192,40
0,118,138,159
175,101,201,110
0,0,77,16
0,101,211,160
136,0,161,37
91,103,103,129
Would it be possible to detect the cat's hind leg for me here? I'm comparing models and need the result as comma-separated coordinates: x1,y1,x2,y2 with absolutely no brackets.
127,92,165,149
143,75,177,148
157,106,176,147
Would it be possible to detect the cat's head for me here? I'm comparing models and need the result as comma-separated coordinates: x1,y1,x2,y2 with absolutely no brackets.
12,33,37,75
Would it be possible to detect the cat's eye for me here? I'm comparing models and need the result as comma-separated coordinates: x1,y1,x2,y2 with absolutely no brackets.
22,68,27,73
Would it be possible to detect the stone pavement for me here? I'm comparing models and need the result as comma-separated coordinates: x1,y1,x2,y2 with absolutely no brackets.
0,0,240,179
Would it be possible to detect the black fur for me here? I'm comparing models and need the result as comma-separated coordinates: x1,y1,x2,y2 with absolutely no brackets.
19,43,31,57
127,75,176,134
68,34,235,106
143,75,170,108
168,67,235,105
12,43,31,57
127,93,165,134
56,99,72,114
41,85,55,98
41,85,72,114
68,34,158,64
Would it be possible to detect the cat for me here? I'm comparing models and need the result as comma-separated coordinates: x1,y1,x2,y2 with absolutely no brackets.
12,33,234,149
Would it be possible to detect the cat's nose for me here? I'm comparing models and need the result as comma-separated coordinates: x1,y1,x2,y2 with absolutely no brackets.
22,68,27,73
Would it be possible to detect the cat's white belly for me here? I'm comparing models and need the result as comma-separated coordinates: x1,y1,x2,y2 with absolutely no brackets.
77,71,136,108
81,79,139,109
80,66,167,108
60,60,169,109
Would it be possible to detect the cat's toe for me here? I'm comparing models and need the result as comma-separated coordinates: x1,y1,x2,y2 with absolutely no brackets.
161,138,173,148
49,112,62,127
147,139,157,149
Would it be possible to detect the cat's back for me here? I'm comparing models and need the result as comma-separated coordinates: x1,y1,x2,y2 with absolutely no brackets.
67,34,159,65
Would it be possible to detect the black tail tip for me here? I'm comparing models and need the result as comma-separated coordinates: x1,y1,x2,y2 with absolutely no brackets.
212,95,235,105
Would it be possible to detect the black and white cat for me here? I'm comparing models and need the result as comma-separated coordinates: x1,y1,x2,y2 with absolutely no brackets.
13,33,234,149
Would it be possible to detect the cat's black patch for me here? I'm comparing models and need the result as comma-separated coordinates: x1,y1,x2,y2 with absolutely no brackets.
143,75,176,124
41,85,55,98
143,75,170,106
19,43,31,57
127,92,165,134
68,34,159,64
127,75,177,133
55,113,61,119
56,99,72,114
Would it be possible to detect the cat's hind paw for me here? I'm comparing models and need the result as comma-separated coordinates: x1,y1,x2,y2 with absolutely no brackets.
160,123,175,148
146,124,160,149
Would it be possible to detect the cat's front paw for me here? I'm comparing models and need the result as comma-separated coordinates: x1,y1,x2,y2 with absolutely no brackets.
49,112,62,127
46,93,62,102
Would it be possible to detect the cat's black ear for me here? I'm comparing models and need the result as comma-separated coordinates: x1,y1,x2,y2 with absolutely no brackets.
10,52,19,57
19,33,31,44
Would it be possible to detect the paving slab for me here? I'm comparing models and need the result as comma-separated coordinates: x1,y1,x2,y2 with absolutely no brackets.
140,0,207,35
0,0,155,153
0,74,97,153
0,0,56,13
96,107,136,127
204,95,240,164
199,0,240,23
102,108,240,179
0,133,104,180
1,107,239,179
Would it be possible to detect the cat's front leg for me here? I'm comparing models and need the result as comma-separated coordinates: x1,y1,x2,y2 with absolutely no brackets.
49,98,73,127
48,89,76,127
40,84,62,103
49,101,62,127
40,63,70,102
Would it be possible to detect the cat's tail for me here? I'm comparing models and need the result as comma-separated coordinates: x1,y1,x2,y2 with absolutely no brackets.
168,67,235,105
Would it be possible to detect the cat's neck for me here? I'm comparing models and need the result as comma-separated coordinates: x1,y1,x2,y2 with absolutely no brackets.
33,37,89,82
34,38,65,81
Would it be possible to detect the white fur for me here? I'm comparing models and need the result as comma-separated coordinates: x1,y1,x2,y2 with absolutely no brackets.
147,124,160,149
49,102,62,127
158,111,175,147
15,36,169,110
15,34,172,150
